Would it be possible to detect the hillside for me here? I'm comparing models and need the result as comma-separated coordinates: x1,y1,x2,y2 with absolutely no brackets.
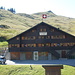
0,9,75,47
0,9,38,40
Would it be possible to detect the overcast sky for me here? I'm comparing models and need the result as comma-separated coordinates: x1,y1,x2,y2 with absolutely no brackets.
0,0,75,18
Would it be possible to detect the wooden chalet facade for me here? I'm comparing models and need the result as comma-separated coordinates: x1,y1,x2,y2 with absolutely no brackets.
7,22,75,60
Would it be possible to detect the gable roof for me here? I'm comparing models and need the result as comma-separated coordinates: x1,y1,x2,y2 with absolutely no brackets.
7,22,75,41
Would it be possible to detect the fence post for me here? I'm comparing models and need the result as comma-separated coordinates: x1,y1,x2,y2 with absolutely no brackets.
42,65,63,75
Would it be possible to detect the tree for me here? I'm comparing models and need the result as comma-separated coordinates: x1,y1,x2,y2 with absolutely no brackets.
0,6,4,9
0,6,16,14
7,8,16,14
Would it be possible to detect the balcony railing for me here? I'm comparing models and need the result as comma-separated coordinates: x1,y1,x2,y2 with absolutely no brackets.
9,46,73,52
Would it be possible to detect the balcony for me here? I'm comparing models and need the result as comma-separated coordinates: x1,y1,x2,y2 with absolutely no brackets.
8,46,73,52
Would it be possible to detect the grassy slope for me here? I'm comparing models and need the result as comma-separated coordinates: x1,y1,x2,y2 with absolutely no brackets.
62,65,75,75
0,65,75,75
0,65,45,75
0,9,35,40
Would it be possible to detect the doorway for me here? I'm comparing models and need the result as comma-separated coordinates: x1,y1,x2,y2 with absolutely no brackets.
61,51,66,58
33,51,38,60
26,52,33,60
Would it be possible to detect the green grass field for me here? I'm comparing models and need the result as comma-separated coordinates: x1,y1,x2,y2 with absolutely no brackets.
0,65,75,75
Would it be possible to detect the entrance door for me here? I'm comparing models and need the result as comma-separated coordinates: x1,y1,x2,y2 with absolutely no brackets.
61,51,66,58
26,52,32,60
20,52,25,60
11,52,20,60
33,51,38,60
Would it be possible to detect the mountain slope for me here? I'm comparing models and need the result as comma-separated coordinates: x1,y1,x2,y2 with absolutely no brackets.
0,9,39,40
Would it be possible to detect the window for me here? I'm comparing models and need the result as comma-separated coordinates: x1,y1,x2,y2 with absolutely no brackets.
43,29,46,31
60,43,68,46
31,36,36,40
40,28,46,32
33,36,36,39
39,52,47,56
32,30,36,32
22,44,24,47
11,44,14,47
51,35,65,39
22,36,36,40
46,43,50,47
38,44,42,47
30,44,36,47
38,44,44,47
41,36,44,39
50,29,54,32
24,44,36,47
51,43,57,47
26,44,30,47
16,37,19,40
38,44,45,47
60,43,75,46
41,44,44,47
9,44,20,47
46,36,50,39
38,36,44,39
17,44,20,47
22,36,25,40
39,36,45,39
15,44,17,47
38,36,50,39
62,35,65,38
51,43,72,47
34,44,36,47
25,37,28,40
59,35,65,39
38,36,41,39
40,29,42,32
28,37,31,40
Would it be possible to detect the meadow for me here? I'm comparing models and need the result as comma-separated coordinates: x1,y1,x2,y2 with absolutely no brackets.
0,65,75,75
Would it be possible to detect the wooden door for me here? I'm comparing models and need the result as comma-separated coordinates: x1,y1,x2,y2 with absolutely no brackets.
20,52,26,60
61,51,66,58
26,52,33,60
10,52,20,60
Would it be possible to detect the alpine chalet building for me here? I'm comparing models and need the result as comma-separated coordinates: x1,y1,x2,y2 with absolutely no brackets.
7,22,75,60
